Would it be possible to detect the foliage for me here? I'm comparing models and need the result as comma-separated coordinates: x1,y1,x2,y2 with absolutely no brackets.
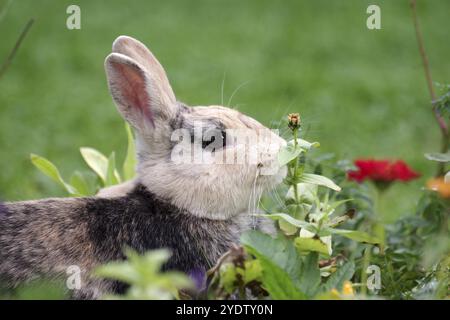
369,189,449,299
95,249,193,300
26,114,449,300
30,123,136,196
433,83,450,118
205,115,375,299
205,114,448,300
0,280,67,300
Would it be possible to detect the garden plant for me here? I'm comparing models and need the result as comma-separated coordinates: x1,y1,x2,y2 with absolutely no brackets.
0,0,448,301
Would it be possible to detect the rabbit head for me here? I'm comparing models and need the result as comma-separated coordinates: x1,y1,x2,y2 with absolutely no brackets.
105,36,286,219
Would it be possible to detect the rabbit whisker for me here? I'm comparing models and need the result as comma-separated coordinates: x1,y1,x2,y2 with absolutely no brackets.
227,80,250,108
248,168,261,229
220,71,226,106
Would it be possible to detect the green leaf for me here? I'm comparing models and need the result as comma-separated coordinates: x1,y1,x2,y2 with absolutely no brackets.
320,261,355,293
256,213,317,234
324,228,380,244
279,219,298,235
326,215,350,228
295,237,329,256
80,147,109,183
425,152,450,162
288,138,320,150
299,173,341,191
253,253,306,299
327,199,353,213
445,171,450,183
95,261,141,284
123,123,137,180
286,183,318,203
95,249,192,300
105,152,121,186
69,171,91,196
278,145,303,167
219,263,238,294
241,231,304,290
30,154,63,184
30,154,79,195
242,260,263,284
298,252,320,297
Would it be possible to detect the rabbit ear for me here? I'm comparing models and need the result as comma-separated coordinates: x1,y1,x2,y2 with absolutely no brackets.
111,36,176,105
105,52,177,130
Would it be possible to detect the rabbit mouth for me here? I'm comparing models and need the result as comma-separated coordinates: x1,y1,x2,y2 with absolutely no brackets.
255,162,287,187
244,162,287,219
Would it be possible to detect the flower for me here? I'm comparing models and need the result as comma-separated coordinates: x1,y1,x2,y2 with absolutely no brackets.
348,159,420,183
330,281,354,297
188,267,207,291
299,228,332,256
287,113,301,130
342,281,354,295
427,177,450,198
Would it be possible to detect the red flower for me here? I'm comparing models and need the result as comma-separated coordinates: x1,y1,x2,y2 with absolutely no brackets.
348,159,420,183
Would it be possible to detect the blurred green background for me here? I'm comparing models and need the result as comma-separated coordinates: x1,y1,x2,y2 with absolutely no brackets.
0,0,449,221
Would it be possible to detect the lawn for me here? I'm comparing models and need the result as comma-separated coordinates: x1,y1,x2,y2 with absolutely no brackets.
1,0,449,222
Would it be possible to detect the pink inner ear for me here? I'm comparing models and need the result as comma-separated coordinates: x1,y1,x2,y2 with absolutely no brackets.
113,61,155,126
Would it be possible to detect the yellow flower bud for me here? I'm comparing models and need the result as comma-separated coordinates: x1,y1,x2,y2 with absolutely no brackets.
287,113,301,130
342,281,354,295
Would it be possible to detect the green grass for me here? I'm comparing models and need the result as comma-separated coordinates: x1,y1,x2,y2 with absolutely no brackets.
1,0,449,221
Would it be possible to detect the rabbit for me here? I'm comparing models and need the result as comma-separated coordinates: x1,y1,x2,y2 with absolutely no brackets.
0,36,287,299
96,179,137,198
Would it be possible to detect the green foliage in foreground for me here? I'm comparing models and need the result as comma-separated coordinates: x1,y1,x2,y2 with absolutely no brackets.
21,117,448,300
30,123,136,196
95,249,193,300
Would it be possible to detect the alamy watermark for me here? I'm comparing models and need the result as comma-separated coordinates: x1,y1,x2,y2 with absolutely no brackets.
66,5,81,30
169,121,283,176
366,264,382,293
367,5,381,30
66,265,81,290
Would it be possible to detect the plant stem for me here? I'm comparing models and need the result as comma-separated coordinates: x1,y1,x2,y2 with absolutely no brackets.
410,0,449,176
0,0,13,24
0,18,34,80
293,128,299,201
360,245,371,296
373,187,386,254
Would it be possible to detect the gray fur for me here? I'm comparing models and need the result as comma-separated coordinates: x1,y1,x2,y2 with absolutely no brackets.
0,185,264,298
